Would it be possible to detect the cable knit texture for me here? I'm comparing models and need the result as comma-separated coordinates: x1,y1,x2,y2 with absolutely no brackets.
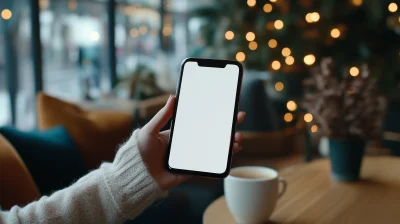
0,129,165,224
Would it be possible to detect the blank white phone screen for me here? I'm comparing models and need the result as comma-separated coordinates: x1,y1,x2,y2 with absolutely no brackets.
168,61,240,174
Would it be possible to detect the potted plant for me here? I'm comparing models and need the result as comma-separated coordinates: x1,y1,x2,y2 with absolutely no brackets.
303,58,386,181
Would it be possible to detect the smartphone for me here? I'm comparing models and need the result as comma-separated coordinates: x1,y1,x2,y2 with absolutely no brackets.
166,58,243,178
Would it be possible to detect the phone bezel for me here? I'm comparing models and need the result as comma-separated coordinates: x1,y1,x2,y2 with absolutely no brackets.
165,58,243,178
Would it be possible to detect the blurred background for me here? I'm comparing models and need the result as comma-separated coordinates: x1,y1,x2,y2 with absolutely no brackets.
0,0,399,130
1,1,400,222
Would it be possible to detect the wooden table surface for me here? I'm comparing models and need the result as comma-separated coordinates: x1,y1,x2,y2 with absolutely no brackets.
204,156,400,224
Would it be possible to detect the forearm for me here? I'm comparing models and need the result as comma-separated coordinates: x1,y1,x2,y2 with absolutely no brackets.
0,130,164,224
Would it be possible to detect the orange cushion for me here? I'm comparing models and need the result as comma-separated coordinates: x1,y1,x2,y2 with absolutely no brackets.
0,135,41,209
36,92,134,169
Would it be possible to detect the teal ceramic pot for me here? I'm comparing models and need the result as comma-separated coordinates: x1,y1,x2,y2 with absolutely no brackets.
329,139,366,181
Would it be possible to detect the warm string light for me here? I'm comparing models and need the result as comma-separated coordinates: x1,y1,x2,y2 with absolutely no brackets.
310,12,320,22
263,3,273,13
271,60,281,70
246,32,256,41
389,3,398,12
285,56,295,65
236,52,246,62
284,113,293,122
304,113,313,123
330,28,341,38
247,0,256,7
225,31,234,40
306,12,320,23
352,0,363,6
349,67,359,77
275,82,284,91
282,47,291,57
1,9,12,20
268,39,278,48
305,13,313,23
274,20,284,30
304,54,316,66
270,0,277,2
287,100,297,111
311,125,318,133
249,41,258,50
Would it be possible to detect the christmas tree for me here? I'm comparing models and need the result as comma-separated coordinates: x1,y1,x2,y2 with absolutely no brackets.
192,0,400,94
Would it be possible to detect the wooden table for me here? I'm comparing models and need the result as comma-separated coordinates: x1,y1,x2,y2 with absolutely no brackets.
204,156,400,224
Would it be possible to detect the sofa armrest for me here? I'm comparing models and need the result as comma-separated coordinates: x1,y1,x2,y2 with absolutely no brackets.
0,135,41,209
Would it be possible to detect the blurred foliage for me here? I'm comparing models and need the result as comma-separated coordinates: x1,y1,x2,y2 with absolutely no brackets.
191,0,400,93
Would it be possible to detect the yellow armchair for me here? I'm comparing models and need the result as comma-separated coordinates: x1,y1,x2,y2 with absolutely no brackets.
0,135,40,210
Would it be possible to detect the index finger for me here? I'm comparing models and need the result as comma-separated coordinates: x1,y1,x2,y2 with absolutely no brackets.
236,111,246,125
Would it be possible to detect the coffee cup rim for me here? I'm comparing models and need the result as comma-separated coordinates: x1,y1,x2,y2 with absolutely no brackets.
227,166,278,182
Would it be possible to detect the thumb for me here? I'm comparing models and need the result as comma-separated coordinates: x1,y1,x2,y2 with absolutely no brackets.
142,95,175,134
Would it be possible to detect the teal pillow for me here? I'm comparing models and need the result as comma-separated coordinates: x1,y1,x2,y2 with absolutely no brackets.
0,126,87,195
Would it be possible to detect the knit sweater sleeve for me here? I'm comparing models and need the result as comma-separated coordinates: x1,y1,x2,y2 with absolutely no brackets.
0,130,165,224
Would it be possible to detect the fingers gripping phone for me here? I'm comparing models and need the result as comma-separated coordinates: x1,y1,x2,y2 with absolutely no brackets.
166,58,243,178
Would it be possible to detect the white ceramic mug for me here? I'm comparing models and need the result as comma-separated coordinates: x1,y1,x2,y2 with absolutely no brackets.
224,166,287,224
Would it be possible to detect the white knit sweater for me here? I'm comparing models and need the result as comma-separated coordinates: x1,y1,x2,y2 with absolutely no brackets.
0,130,165,224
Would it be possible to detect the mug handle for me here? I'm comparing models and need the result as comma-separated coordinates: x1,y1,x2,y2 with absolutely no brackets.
278,176,287,199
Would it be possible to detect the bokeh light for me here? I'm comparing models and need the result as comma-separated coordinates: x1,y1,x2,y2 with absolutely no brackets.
305,13,313,23
282,47,291,57
310,12,320,22
311,125,318,133
389,3,398,12
304,113,313,123
264,3,273,13
246,32,256,41
272,60,281,70
275,82,284,91
236,52,246,62
303,54,316,66
285,56,295,65
162,26,172,36
247,0,256,7
349,67,359,77
225,31,234,40
274,20,284,30
330,28,341,38
284,113,293,122
249,41,258,50
287,100,297,111
352,0,363,6
268,39,278,48
1,9,12,20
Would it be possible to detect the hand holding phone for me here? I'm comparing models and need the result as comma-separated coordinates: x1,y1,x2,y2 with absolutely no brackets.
138,95,245,190
166,58,243,178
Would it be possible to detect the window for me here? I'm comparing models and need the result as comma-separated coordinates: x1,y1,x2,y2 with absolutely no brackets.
0,32,9,126
40,0,110,101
